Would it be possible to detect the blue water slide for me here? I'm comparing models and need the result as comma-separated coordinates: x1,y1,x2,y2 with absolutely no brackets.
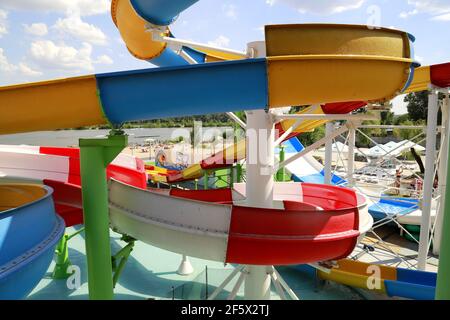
368,198,419,221
282,137,347,185
97,59,268,124
385,268,436,300
131,0,199,26
0,186,65,299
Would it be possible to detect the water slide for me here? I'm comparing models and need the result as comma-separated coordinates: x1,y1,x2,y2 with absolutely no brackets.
295,258,436,300
368,62,450,226
147,101,367,184
0,0,418,299
0,145,148,227
278,137,347,185
0,184,65,299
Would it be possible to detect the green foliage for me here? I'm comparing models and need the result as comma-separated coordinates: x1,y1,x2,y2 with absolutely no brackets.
297,125,325,146
405,91,429,122
404,91,443,124
393,119,425,140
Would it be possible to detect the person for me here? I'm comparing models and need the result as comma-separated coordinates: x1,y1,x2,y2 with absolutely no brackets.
395,168,402,190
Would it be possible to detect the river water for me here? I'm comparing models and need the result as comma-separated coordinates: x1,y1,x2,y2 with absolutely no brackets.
0,127,232,147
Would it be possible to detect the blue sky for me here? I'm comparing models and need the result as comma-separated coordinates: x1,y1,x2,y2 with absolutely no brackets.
1,0,449,113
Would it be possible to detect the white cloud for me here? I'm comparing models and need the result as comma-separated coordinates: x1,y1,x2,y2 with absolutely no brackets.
432,12,450,21
95,54,113,64
0,9,8,38
208,35,230,47
0,48,42,76
53,14,107,45
223,4,237,19
30,40,96,71
18,62,43,76
266,0,365,15
29,40,112,73
401,0,450,21
392,94,408,115
23,23,48,36
0,0,109,16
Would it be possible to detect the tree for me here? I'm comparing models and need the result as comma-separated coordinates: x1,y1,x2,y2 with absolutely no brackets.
297,125,325,146
405,91,429,121
404,92,443,124
393,120,424,140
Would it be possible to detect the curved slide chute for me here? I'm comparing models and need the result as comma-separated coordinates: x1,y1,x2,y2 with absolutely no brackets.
0,23,417,135
0,184,65,299
109,179,372,265
295,258,436,300
0,0,421,300
0,145,148,227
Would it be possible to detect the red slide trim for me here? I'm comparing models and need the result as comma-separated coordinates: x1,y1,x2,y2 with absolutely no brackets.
431,62,450,89
225,203,359,265
44,179,83,227
170,188,233,204
40,146,81,185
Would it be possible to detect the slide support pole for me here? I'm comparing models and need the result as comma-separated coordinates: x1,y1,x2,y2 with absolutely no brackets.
79,133,127,300
244,109,274,300
436,91,450,300
434,93,450,254
324,122,333,184
347,121,356,186
418,89,439,270
276,146,286,182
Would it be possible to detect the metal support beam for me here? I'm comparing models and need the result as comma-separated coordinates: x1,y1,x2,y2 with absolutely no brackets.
434,93,450,254
79,133,127,299
276,124,350,173
324,122,334,184
226,112,246,129
274,113,377,121
436,90,450,300
347,121,356,186
418,89,439,270
244,109,274,300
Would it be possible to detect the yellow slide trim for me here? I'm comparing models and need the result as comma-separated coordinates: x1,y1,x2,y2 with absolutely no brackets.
280,105,326,134
192,47,243,61
112,0,167,61
265,24,412,107
0,184,47,211
265,24,411,59
267,58,411,107
405,66,431,93
0,76,106,135
318,259,397,293
182,163,203,179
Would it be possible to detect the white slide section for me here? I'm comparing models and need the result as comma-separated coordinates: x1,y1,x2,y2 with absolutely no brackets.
276,137,346,185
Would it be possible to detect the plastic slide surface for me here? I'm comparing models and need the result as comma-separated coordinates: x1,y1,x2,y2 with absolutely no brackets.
295,258,436,300
278,137,347,185
109,179,372,265
0,184,65,299
0,145,148,227
0,20,418,135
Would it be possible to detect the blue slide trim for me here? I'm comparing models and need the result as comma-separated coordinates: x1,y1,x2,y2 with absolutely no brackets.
385,268,436,300
368,198,419,220
97,59,269,124
131,0,199,26
0,186,65,299
149,49,190,67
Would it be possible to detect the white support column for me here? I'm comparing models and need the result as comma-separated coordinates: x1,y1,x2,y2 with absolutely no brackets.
177,254,194,276
324,122,334,185
434,93,450,255
244,109,274,300
347,121,356,186
418,88,439,270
